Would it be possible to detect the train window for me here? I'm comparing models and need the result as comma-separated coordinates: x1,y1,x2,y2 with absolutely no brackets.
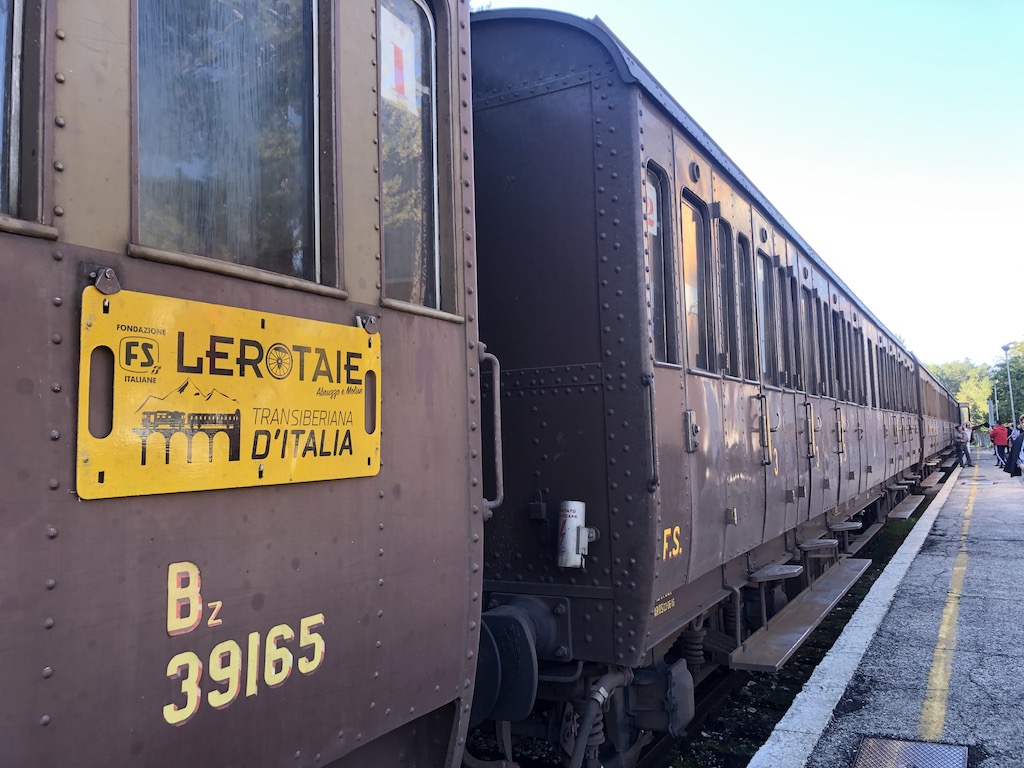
381,0,443,309
776,267,793,387
815,298,831,396
755,252,777,385
854,327,867,405
831,313,845,399
718,221,740,376
801,287,817,393
851,327,860,404
852,327,861,403
842,318,852,399
884,352,892,409
878,348,887,408
882,353,888,409
0,0,14,213
138,0,319,280
848,329,856,401
785,274,801,390
871,345,879,407
0,0,42,220
681,195,715,371
737,234,757,379
646,167,678,364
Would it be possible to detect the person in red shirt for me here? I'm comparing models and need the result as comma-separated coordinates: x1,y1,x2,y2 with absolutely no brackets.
991,421,1010,468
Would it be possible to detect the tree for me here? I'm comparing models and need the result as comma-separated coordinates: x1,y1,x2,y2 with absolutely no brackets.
925,359,991,426
990,342,1024,426
926,359,985,398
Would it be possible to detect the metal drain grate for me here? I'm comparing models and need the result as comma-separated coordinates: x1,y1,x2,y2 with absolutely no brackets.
853,737,967,768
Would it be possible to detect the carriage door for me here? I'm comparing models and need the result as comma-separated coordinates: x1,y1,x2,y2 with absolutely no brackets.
716,194,766,563
774,240,808,536
805,273,838,518
751,228,789,542
677,181,728,581
797,271,818,525
644,163,693,583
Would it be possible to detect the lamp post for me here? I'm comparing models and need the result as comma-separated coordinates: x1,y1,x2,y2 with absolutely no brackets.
1002,343,1017,426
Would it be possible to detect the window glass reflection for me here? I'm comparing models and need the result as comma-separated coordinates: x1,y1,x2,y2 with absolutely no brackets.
380,0,439,308
138,0,315,279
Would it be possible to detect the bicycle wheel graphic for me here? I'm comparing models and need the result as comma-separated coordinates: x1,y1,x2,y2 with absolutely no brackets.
266,343,293,380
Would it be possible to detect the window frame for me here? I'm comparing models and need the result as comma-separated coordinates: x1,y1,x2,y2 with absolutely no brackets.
680,191,716,374
130,0,342,295
755,249,778,387
0,0,45,228
718,219,740,378
646,164,680,366
380,0,447,313
737,234,758,382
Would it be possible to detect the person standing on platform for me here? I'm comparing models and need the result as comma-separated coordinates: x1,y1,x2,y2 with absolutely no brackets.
991,421,1009,469
1005,417,1024,479
952,425,966,467
954,424,973,467
963,423,974,466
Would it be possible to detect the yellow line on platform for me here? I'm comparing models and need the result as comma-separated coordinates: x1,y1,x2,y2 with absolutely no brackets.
917,466,977,741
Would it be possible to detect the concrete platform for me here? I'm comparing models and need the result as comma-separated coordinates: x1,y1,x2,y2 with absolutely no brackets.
747,464,1024,768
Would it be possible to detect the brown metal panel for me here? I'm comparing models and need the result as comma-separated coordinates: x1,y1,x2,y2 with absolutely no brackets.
52,0,131,251
2,239,480,768
4,0,482,763
640,100,693,617
472,21,663,669
722,380,767,558
711,175,767,563
681,372,726,581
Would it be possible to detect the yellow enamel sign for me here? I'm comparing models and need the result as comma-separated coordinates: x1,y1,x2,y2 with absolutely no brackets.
77,287,380,499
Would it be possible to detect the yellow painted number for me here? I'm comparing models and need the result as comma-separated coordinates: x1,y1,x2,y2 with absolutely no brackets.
163,612,323,725
246,631,261,698
163,651,203,726
298,613,326,675
207,640,242,710
264,624,295,688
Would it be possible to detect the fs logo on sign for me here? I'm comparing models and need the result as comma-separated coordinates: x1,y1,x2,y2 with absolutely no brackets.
120,337,160,373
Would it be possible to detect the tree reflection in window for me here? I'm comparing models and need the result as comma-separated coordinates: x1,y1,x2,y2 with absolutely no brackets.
138,0,315,280
1,0,13,213
380,0,440,309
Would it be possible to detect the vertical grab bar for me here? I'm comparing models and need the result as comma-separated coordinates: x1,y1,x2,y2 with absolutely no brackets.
480,344,504,515
757,393,772,466
643,372,660,492
835,405,845,454
805,401,817,459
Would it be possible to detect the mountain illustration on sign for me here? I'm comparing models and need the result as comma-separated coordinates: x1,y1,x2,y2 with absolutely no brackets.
132,380,242,466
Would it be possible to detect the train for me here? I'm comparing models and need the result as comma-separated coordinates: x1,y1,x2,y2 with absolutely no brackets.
0,3,957,768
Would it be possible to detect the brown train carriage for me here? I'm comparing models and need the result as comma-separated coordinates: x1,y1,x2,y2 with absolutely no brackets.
469,9,958,765
1,1,485,766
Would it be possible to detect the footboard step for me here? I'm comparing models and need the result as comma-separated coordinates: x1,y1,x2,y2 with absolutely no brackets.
920,473,942,489
846,523,883,555
728,558,871,673
889,494,925,519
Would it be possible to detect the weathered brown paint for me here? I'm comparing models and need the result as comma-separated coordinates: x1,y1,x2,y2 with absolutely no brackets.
2,1,482,766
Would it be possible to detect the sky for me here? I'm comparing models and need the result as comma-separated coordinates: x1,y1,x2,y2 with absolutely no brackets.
471,0,1024,367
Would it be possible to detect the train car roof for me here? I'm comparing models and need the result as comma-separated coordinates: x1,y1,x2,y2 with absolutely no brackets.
472,8,914,361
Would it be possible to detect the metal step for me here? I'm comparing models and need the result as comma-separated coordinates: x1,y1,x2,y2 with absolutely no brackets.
728,557,871,672
890,494,925,519
847,523,883,555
